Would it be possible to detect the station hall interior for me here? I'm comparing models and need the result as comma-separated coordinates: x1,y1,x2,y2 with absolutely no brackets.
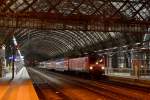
0,0,150,100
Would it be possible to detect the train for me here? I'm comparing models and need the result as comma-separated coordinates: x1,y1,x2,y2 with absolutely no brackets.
38,55,106,77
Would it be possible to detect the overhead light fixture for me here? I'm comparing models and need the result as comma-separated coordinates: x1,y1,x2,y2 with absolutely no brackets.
113,47,117,49
141,47,146,49
135,42,140,45
84,52,88,54
122,45,127,47
2,46,5,50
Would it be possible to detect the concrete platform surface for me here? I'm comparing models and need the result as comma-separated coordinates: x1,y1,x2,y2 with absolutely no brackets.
0,67,39,100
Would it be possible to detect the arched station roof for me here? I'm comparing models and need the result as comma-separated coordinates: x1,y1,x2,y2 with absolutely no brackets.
0,0,149,60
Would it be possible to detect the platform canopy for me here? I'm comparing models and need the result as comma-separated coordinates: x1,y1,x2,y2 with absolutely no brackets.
1,0,150,61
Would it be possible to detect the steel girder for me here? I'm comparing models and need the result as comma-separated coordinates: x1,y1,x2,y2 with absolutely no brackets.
0,12,148,33
16,30,85,47
1,0,149,59
14,29,131,57
0,0,149,33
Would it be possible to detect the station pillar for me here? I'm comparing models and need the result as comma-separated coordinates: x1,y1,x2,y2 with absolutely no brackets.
0,58,2,78
106,54,111,75
11,46,16,79
0,46,5,78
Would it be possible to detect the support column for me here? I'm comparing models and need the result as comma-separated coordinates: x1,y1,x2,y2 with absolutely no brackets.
0,46,5,78
0,58,2,78
12,46,16,79
107,52,112,75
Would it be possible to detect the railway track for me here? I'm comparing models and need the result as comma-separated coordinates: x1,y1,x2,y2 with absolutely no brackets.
28,70,71,100
43,68,150,92
38,68,150,91
28,68,150,100
29,69,113,100
39,69,148,100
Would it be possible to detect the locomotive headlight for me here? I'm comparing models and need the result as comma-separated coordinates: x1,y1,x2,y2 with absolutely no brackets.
90,66,93,70
99,59,103,63
101,66,105,70
96,62,98,65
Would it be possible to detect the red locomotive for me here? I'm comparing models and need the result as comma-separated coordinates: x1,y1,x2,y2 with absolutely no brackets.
39,55,106,77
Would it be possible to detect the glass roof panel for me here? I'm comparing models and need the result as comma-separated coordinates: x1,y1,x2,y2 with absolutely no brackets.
97,32,104,41
87,31,99,43
65,30,85,47
109,32,116,38
139,7,150,19
79,2,96,15
111,2,123,9
93,0,103,8
2,0,145,58
79,31,93,45
32,0,50,12
10,0,27,11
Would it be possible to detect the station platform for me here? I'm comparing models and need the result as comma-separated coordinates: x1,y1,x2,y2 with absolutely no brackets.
0,67,39,100
107,75,150,88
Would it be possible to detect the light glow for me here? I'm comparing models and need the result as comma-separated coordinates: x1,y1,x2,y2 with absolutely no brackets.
141,65,144,68
96,62,99,65
90,66,93,70
101,66,105,70
99,59,103,63
2,46,5,50
13,36,18,46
